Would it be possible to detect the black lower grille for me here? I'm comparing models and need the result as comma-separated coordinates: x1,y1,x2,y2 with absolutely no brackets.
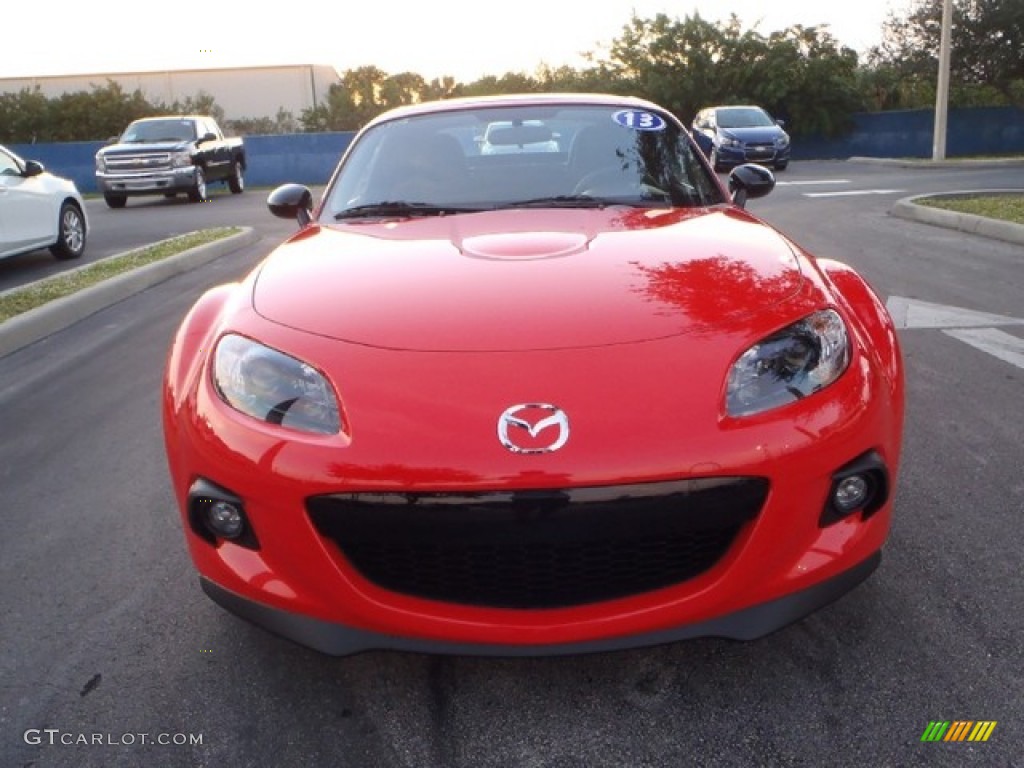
307,478,767,609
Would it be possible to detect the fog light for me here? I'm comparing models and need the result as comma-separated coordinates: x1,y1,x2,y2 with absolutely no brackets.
187,478,260,549
207,501,244,539
821,451,890,527
833,475,870,513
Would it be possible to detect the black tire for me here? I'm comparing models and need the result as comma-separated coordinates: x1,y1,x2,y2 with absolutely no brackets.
187,167,207,203
50,201,86,260
774,161,788,171
228,160,244,194
104,192,127,209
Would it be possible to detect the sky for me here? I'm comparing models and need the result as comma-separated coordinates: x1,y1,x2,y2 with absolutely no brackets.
4,0,904,83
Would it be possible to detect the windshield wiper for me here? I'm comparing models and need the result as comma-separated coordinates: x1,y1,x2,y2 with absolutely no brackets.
501,195,607,209
335,201,480,220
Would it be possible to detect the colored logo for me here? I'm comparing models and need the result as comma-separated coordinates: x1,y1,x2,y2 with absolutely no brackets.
612,110,666,132
497,404,570,454
921,721,997,742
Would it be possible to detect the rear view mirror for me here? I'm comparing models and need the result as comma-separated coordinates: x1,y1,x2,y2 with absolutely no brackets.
486,125,553,147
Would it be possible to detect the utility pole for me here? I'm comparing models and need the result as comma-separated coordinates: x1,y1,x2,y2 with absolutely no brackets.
932,0,954,160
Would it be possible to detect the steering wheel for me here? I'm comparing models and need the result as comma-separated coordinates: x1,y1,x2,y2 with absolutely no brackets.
573,167,673,202
572,166,635,196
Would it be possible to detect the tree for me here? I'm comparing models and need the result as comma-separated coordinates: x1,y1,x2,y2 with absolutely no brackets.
871,0,1024,106
228,108,299,136
0,87,50,143
595,13,862,136
301,67,421,132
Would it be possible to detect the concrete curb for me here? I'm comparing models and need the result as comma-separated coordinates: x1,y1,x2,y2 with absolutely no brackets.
890,191,1024,247
850,156,1024,169
0,227,259,359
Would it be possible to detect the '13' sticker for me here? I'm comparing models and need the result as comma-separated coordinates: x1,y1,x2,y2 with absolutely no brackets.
612,110,666,131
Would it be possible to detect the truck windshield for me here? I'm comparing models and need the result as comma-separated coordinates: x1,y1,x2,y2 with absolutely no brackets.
121,119,197,143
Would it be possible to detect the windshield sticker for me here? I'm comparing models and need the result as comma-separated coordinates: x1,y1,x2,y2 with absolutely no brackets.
612,110,666,131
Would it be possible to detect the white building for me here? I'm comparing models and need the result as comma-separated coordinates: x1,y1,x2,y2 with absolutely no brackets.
0,64,342,122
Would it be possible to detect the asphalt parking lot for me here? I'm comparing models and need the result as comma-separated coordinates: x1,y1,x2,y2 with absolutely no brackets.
1,160,1022,767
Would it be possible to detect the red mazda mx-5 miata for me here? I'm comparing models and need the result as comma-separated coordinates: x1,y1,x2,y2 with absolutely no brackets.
162,93,904,656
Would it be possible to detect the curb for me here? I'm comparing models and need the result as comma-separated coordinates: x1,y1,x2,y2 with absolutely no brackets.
850,156,1024,169
0,227,259,359
890,191,1024,247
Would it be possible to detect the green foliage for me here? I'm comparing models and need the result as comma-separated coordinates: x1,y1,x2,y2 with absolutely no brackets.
0,81,231,143
228,108,299,136
3,4,1020,142
592,13,861,137
870,0,1024,108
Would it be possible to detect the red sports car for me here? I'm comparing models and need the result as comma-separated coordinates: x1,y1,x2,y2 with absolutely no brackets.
162,94,904,656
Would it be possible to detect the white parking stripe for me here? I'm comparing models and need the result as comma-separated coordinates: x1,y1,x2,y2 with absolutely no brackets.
886,296,1024,372
886,297,1024,330
945,328,1024,371
776,180,851,186
804,189,905,198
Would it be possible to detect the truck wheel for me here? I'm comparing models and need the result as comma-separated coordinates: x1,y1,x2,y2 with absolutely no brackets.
50,202,87,260
188,167,207,202
228,161,244,194
104,193,127,209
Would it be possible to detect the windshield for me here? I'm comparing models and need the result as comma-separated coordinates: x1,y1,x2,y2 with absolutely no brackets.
120,119,197,143
322,103,725,220
716,108,776,129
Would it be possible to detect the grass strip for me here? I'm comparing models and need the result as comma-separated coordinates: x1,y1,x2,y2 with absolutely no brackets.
917,194,1024,225
0,228,240,323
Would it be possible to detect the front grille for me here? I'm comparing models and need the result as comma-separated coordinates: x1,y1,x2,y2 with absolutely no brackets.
307,477,767,609
744,143,775,161
104,153,172,172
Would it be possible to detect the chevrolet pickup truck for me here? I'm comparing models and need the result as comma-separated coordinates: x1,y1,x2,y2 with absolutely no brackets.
95,115,246,208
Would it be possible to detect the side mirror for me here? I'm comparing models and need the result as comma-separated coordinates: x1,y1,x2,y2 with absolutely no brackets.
198,132,217,144
728,164,775,209
775,119,786,128
24,159,45,177
268,184,313,227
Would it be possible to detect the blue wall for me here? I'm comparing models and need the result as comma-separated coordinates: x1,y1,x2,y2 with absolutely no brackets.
793,106,1024,160
10,132,356,194
9,106,1023,191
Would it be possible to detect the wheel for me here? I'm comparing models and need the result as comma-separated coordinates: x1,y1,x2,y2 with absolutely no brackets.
50,201,86,260
774,161,788,171
103,192,127,209
228,161,244,194
187,167,207,202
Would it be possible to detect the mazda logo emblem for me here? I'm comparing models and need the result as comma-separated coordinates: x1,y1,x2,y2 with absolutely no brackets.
497,404,570,454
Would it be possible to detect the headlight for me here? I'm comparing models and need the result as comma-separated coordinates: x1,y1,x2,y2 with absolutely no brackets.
171,150,193,168
719,135,743,148
212,334,342,434
726,310,850,417
95,155,106,172
775,135,790,148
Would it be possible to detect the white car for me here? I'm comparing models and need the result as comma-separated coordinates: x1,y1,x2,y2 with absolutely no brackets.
478,120,560,155
0,144,88,261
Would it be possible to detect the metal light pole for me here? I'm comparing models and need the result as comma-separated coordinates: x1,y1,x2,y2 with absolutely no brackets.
932,0,954,160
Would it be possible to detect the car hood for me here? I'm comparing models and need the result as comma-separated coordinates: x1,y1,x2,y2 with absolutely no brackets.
97,141,191,156
252,207,805,352
720,126,785,143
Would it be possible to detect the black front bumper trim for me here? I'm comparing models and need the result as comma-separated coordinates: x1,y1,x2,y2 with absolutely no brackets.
199,550,882,657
